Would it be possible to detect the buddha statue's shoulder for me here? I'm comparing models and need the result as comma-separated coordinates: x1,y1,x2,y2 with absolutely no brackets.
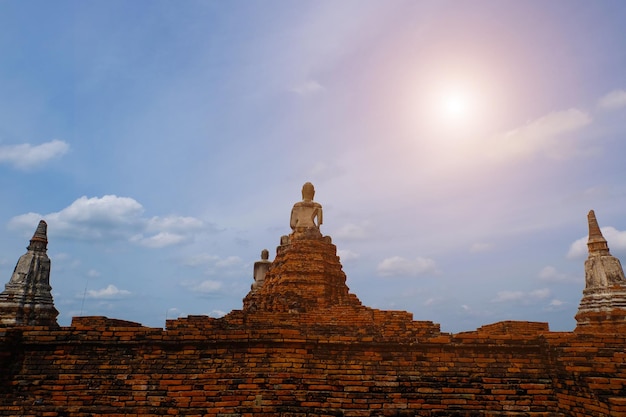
292,201,321,209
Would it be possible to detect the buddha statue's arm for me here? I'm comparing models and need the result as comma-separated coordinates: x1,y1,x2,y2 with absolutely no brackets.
290,207,297,230
312,205,323,227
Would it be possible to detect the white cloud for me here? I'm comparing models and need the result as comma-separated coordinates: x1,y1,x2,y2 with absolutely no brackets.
166,308,184,319
567,226,626,259
181,279,222,294
333,223,369,240
196,281,221,292
492,288,551,303
529,288,551,299
424,297,444,307
215,256,242,268
605,227,626,252
598,89,626,110
132,232,187,248
291,80,325,96
183,254,220,267
492,290,525,303
538,266,569,282
9,195,207,248
469,243,492,253
567,237,587,259
544,298,567,312
0,139,69,170
10,195,144,240
337,249,360,262
182,254,242,269
208,309,226,318
146,216,205,233
85,284,131,299
377,256,439,277
506,108,591,143
87,269,101,278
497,109,591,159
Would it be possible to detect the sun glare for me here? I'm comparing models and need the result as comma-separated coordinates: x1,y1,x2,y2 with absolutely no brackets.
439,90,473,124
404,66,500,144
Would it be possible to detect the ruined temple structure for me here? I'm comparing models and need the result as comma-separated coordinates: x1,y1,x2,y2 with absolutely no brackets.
1,185,626,417
575,210,626,330
0,220,58,327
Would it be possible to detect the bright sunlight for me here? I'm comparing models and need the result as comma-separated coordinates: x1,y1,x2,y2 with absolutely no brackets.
438,89,475,126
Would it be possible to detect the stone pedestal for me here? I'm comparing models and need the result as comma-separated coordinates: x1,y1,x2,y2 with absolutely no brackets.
243,234,361,313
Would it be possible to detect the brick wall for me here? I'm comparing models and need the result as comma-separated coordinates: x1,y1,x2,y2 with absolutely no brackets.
1,315,625,416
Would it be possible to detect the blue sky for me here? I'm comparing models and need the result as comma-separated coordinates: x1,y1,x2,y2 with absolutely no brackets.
1,1,625,333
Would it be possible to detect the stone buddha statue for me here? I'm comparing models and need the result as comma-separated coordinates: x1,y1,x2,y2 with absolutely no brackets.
251,249,271,291
290,182,323,239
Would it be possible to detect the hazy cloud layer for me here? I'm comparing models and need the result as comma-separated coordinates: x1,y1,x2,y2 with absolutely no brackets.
333,223,369,240
598,89,626,110
492,288,550,303
290,80,325,96
180,253,245,280
9,195,208,248
86,269,101,278
538,266,574,282
469,243,492,253
180,279,223,294
377,256,439,277
182,254,243,268
498,109,591,159
0,139,69,170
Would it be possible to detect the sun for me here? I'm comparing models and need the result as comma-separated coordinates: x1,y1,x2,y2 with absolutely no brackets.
442,93,468,117
439,90,473,124
404,70,496,141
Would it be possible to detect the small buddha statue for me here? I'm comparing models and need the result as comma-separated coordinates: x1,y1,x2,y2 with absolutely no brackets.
290,182,323,238
251,249,271,291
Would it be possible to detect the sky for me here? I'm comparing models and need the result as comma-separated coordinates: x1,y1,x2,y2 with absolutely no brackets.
1,1,625,333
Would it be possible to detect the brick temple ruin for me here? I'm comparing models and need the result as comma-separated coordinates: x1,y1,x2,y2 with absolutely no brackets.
1,183,626,416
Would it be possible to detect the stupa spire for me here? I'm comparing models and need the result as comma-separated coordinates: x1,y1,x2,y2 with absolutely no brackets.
576,210,626,331
0,220,58,327
587,210,610,256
